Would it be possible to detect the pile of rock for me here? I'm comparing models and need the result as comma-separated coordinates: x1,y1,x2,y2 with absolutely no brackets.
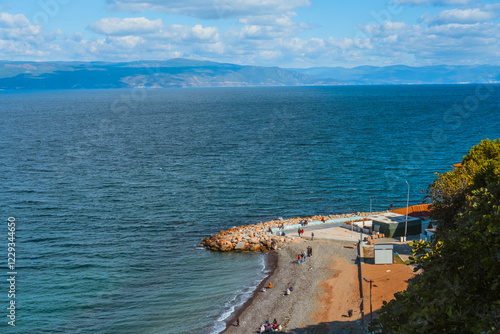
201,211,387,252
201,221,292,252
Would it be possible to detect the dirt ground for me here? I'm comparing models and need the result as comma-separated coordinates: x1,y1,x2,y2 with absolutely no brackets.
361,247,416,318
311,256,363,333
222,240,416,334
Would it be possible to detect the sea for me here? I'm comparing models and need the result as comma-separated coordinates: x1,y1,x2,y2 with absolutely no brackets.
1,85,499,333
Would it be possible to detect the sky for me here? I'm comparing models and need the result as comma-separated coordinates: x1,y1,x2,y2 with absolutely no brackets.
1,0,499,68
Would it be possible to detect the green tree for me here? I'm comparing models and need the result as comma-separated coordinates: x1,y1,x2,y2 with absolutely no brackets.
370,139,500,333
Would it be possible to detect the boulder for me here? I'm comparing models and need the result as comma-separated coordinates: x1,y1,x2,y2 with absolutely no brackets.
220,240,233,251
235,241,246,250
249,237,259,244
249,244,261,251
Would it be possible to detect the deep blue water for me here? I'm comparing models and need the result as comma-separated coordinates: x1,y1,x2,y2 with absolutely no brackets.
1,85,499,333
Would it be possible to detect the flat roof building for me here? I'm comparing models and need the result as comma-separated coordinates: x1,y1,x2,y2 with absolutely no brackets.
369,212,422,238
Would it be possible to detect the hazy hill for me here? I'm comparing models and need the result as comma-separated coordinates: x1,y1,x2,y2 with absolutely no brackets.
0,59,338,90
289,65,500,85
0,59,498,90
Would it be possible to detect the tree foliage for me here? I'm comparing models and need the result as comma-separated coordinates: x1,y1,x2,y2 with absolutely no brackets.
370,139,500,333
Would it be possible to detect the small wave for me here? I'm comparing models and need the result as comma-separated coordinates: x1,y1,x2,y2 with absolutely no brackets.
214,256,269,332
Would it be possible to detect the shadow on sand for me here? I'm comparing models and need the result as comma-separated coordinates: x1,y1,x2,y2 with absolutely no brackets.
281,318,367,334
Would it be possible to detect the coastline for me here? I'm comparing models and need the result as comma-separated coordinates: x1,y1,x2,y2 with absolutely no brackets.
202,211,387,252
221,250,279,332
220,238,363,333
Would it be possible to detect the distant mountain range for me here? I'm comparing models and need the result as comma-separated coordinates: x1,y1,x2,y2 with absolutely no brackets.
0,59,498,90
289,65,500,85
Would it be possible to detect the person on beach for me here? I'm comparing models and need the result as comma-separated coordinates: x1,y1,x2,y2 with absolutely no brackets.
311,232,314,240
301,228,304,235
302,250,307,262
285,288,290,295
298,254,301,263
298,228,302,237
236,317,240,326
321,216,325,223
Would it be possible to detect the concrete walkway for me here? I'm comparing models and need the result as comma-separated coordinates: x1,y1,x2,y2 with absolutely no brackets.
285,221,371,243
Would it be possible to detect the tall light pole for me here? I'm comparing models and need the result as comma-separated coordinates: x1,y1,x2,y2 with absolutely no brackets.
363,278,374,322
349,207,353,238
405,180,410,242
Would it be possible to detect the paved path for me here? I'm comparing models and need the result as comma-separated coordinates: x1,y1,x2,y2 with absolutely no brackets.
289,221,371,243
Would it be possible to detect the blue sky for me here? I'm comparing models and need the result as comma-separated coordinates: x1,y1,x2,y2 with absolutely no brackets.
1,0,499,67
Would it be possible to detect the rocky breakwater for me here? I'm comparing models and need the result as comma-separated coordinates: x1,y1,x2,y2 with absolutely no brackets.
201,220,290,252
201,213,380,252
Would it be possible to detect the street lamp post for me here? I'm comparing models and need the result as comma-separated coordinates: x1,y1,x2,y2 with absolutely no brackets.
405,180,410,242
363,278,374,322
349,208,353,238
351,218,353,238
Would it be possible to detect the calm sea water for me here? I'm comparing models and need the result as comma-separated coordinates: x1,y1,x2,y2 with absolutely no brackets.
1,85,499,333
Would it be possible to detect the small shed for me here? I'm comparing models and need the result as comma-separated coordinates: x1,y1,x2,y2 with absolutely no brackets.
374,244,394,264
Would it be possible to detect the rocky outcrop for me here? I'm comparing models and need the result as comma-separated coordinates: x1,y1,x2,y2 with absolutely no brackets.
201,220,292,252
201,212,384,252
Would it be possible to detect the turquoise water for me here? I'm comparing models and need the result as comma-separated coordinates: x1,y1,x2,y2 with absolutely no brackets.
1,85,499,333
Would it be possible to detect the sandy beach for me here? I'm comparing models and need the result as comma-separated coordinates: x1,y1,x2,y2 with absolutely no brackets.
222,238,363,333
221,234,416,333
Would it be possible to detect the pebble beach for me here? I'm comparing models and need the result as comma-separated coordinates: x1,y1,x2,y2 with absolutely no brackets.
221,238,364,333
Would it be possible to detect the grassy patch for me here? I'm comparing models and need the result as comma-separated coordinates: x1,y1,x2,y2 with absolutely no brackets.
393,254,405,264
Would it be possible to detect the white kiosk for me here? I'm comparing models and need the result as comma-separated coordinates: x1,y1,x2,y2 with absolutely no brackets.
374,244,394,264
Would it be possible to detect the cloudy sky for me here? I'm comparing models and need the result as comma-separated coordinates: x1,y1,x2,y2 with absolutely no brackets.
1,0,499,67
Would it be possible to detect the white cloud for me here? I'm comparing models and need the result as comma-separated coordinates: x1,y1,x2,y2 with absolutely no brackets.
88,17,162,35
2,0,500,68
0,13,52,59
420,8,497,24
393,0,476,5
0,12,31,28
355,20,500,65
108,0,311,19
0,12,41,39
88,17,219,43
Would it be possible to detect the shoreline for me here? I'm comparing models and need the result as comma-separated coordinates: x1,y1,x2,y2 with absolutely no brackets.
220,238,363,333
221,250,279,332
